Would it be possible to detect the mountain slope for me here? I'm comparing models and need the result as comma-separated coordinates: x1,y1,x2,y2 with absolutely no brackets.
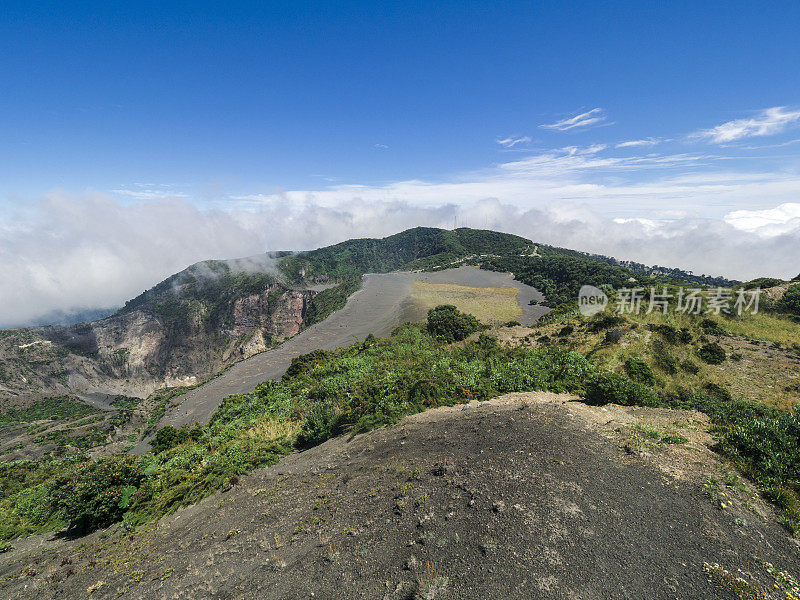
0,227,757,467
0,257,317,404
0,229,535,407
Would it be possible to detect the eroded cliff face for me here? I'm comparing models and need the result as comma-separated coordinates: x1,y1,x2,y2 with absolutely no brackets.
0,285,316,406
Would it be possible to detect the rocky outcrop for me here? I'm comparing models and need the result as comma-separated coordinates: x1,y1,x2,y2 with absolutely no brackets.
267,290,309,339
0,284,319,405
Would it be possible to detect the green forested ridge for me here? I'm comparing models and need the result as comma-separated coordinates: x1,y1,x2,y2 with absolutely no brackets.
545,244,739,287
482,250,649,308
277,227,531,282
110,228,735,326
303,276,362,326
277,226,737,310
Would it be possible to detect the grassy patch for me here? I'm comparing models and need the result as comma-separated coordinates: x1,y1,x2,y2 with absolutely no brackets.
411,281,521,324
0,396,96,425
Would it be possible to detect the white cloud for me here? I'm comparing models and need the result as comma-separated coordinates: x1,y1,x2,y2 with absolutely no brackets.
616,138,661,148
2,192,799,328
228,145,800,220
737,138,800,150
496,136,531,148
692,106,800,144
111,187,189,200
724,202,800,237
374,143,389,149
540,108,607,131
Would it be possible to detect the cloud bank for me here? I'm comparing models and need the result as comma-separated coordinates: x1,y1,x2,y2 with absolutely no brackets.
1,189,799,328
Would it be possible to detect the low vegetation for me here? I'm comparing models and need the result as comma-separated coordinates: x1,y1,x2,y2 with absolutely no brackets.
0,396,97,425
0,303,798,539
779,284,800,317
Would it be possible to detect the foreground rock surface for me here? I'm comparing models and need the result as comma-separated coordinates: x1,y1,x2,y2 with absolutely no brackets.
2,393,796,599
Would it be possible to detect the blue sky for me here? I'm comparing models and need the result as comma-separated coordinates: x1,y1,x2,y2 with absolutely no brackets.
2,1,799,199
2,1,800,324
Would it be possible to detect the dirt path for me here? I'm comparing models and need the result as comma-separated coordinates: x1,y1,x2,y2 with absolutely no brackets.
132,267,546,451
6,393,796,599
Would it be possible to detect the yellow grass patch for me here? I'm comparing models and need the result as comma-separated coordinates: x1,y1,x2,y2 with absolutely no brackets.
411,281,522,324
710,313,800,348
244,418,301,442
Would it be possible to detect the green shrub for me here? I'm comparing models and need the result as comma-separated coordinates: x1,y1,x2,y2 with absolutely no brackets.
652,339,678,374
557,325,574,337
665,391,800,491
704,383,732,402
680,360,700,374
699,342,726,364
700,319,726,335
491,346,594,394
283,349,334,380
624,357,656,385
583,372,659,407
778,285,800,316
48,456,144,532
150,426,181,453
649,324,691,345
587,314,625,333
296,401,344,447
426,305,481,343
648,324,680,344
604,328,625,344
150,425,202,453
766,486,800,532
721,407,800,486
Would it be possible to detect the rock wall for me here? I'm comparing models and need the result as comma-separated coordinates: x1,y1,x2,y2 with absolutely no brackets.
0,285,317,405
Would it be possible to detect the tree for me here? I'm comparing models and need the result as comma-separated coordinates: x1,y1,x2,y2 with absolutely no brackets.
48,455,144,532
426,305,481,343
